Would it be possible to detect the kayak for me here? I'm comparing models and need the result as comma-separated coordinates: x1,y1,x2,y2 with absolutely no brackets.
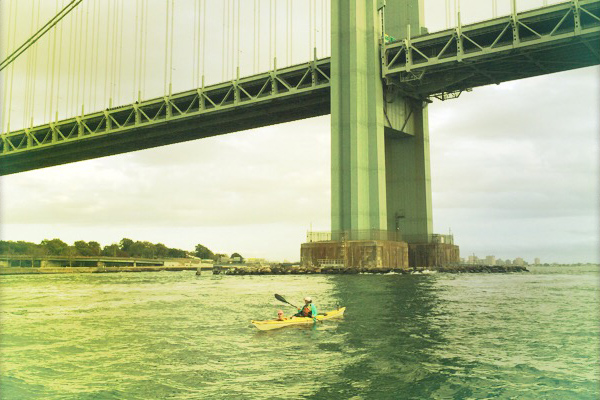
251,307,346,331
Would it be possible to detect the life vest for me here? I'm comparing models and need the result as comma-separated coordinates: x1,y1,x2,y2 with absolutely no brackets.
300,305,312,317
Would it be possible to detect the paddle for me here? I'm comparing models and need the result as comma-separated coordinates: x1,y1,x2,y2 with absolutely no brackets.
274,294,320,323
274,293,298,309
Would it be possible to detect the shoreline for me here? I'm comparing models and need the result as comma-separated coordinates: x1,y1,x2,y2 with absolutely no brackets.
0,264,529,276
0,266,198,275
222,265,529,275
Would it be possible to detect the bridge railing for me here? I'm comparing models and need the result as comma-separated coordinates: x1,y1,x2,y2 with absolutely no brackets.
306,231,454,244
306,230,403,242
382,0,600,98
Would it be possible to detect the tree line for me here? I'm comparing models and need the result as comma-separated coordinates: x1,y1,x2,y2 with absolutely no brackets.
0,239,243,261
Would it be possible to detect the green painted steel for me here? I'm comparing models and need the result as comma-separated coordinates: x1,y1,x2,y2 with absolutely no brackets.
383,0,600,99
331,0,387,233
331,0,432,242
1,0,599,245
0,60,331,175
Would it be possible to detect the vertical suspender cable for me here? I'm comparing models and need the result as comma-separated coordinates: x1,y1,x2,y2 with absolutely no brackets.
164,0,169,95
104,1,111,107
308,0,312,60
24,1,34,128
110,0,118,105
222,1,226,81
82,2,90,113
53,0,62,121
237,0,240,75
92,0,100,109
169,0,174,93
65,0,72,114
43,1,52,121
229,0,234,79
228,0,232,79
255,0,259,73
231,0,235,79
192,0,197,88
74,2,82,114
117,0,125,102
269,0,272,69
315,0,318,55
252,0,256,74
48,0,59,120
326,0,329,55
75,2,82,113
1,0,12,131
7,0,17,129
133,0,140,100
286,0,290,65
202,0,206,83
141,0,148,100
273,0,277,68
30,0,42,126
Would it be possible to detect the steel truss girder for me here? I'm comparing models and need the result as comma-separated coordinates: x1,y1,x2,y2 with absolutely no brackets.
0,59,331,175
382,0,600,99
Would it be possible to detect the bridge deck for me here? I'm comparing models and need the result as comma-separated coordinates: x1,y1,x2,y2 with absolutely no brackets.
1,0,598,175
383,0,600,99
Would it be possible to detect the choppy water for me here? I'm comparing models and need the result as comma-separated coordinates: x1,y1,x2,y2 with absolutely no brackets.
1,266,599,399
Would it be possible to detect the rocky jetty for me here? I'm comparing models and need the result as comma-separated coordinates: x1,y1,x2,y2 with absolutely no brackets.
222,264,528,275
224,264,407,275
429,265,528,273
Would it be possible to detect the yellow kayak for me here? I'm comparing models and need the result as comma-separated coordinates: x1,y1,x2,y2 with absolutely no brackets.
251,307,346,331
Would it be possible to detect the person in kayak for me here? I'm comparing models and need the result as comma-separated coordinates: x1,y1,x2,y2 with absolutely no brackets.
276,310,288,321
293,297,318,318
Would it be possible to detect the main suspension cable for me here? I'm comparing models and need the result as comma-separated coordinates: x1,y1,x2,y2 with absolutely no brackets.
0,0,84,72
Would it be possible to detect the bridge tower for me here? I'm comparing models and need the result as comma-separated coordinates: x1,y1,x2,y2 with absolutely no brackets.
302,0,459,268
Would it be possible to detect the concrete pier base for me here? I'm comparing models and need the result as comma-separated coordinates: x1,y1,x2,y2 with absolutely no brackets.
301,240,409,270
408,243,460,268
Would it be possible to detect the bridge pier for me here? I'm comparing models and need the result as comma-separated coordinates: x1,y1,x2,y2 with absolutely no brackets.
311,0,459,268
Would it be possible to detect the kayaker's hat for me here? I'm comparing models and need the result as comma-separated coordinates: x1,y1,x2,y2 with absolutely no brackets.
304,297,312,303
277,310,284,315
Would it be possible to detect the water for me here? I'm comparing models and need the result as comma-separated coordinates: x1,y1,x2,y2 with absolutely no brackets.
1,266,598,399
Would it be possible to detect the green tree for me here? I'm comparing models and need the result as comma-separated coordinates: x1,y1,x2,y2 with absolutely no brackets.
74,240,92,256
167,248,187,258
119,238,134,255
194,244,214,259
41,238,69,256
0,240,40,255
88,241,101,256
101,244,121,257
155,243,169,258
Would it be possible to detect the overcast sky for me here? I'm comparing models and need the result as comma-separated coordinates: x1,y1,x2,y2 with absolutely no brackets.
1,0,598,263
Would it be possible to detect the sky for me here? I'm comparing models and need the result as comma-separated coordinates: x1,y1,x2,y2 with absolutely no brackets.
0,0,598,264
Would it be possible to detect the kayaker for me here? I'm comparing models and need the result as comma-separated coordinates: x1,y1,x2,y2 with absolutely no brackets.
293,297,317,318
276,310,287,321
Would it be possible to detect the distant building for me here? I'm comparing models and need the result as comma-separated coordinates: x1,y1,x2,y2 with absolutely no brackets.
514,257,524,266
534,258,541,265
485,256,496,266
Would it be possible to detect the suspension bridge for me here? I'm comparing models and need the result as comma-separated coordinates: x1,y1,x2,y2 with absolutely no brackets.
1,0,598,267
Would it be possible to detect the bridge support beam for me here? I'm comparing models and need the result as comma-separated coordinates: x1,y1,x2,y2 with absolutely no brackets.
382,0,433,243
321,0,458,268
331,0,433,242
331,0,387,233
